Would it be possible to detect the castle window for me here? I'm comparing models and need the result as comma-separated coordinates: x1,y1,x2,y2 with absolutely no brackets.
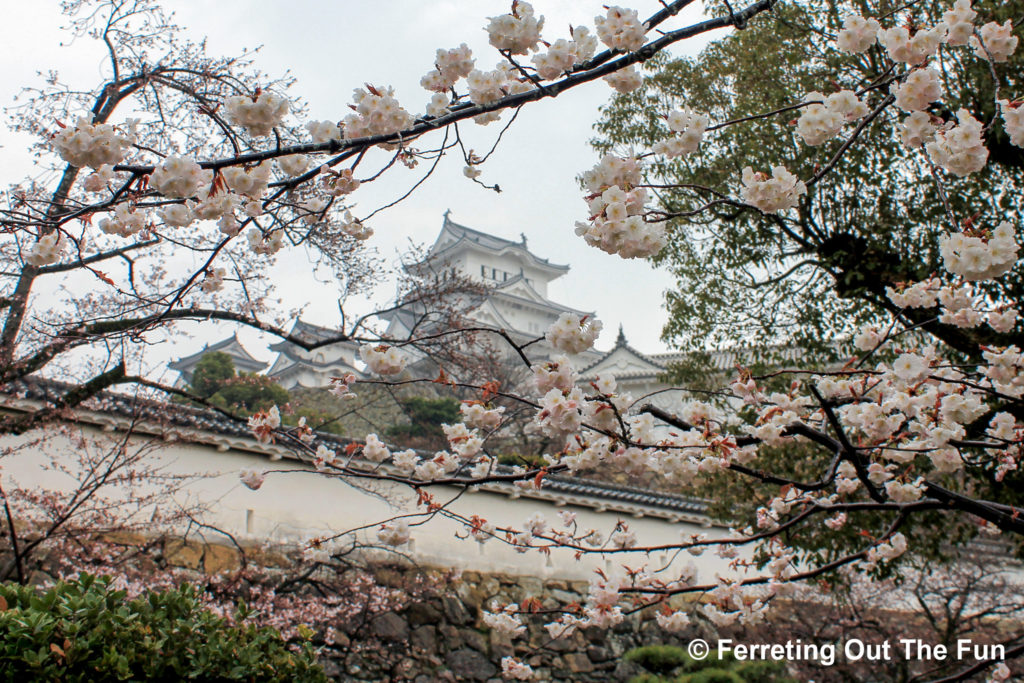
480,265,487,278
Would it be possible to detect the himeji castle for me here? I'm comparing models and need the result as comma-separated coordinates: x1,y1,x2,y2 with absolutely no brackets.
170,213,694,399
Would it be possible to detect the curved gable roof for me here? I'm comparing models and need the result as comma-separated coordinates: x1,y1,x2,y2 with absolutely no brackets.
170,333,265,375
580,326,667,379
420,214,570,277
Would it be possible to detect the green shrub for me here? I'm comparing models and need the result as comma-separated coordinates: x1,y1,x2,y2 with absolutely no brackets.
625,645,693,675
626,644,795,683
680,669,745,683
732,659,797,683
0,573,326,682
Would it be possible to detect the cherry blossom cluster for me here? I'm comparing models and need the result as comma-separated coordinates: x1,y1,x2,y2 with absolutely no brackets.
740,166,807,213
99,204,146,238
795,90,869,145
836,15,881,54
576,154,666,258
652,107,709,157
305,119,341,143
603,65,643,94
877,24,945,65
337,210,372,240
421,44,475,92
223,91,289,137
223,162,272,199
328,373,358,399
82,164,119,193
359,344,407,375
925,108,989,177
486,1,544,55
246,405,281,444
940,0,977,46
530,27,597,80
1000,100,1024,147
972,20,1018,62
465,62,534,108
533,355,578,393
377,520,412,546
460,402,505,430
155,201,193,228
940,221,1019,281
893,68,942,112
246,228,285,255
24,231,67,267
342,85,414,140
594,6,646,53
150,156,210,199
322,168,360,196
51,116,133,169
544,313,602,354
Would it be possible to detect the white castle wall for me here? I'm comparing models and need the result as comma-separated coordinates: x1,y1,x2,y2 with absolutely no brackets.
0,414,745,583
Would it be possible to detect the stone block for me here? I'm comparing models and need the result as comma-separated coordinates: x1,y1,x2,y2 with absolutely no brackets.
443,596,474,625
445,648,497,681
164,538,202,569
371,611,409,642
405,600,443,626
101,531,147,546
203,543,240,573
411,625,438,652
563,652,594,673
460,628,488,653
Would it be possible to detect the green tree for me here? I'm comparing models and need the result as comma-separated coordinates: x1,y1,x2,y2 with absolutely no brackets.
186,352,290,416
626,645,795,683
0,573,326,681
593,0,1024,378
386,396,461,449
594,0,1024,566
189,351,236,399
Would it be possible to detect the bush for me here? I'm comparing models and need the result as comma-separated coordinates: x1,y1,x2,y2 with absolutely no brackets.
732,660,797,683
626,644,795,683
680,669,745,683
0,573,326,682
626,644,698,675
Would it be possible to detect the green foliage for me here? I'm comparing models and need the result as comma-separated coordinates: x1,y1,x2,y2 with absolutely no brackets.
732,660,796,683
387,396,461,447
592,0,1024,369
593,0,1024,566
626,645,795,683
206,373,290,414
680,670,744,683
626,644,703,674
0,573,326,682
186,352,289,416
190,351,236,399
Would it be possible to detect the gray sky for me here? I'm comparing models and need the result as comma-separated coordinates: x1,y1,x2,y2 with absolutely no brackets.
1,1,734,365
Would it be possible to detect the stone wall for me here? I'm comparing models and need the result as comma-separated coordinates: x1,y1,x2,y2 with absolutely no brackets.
155,536,684,681
329,567,687,682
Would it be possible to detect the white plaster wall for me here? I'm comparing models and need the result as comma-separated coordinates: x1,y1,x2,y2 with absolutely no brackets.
461,250,553,298
0,422,745,583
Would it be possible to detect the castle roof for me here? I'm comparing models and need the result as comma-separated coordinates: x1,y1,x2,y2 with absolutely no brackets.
579,325,668,381
267,319,356,357
169,332,266,380
1,377,709,522
414,213,570,280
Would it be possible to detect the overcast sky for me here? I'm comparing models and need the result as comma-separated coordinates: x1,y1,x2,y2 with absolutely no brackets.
1,1,735,366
